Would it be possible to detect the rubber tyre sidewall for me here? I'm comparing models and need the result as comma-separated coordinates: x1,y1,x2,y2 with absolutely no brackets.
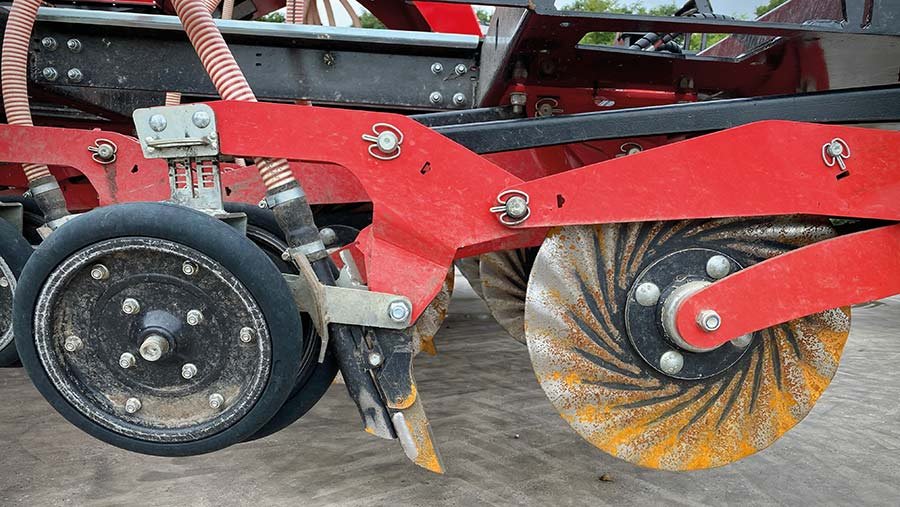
14,202,303,456
0,218,33,366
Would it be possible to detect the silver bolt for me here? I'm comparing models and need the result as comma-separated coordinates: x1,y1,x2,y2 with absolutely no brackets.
208,393,225,410
429,91,443,104
388,300,410,323
186,309,204,326
0,277,8,288
454,63,468,75
697,309,722,332
122,298,141,315
280,251,290,262
148,114,168,132
66,68,83,83
90,264,109,280
376,130,399,154
659,350,684,375
40,37,58,50
510,92,527,107
119,352,136,369
452,92,467,106
731,334,754,348
139,334,170,362
95,143,115,161
828,141,844,158
368,352,384,367
239,327,255,343
191,110,211,129
505,195,529,219
181,261,198,276
319,228,337,246
706,255,731,279
430,62,443,74
63,335,84,353
66,39,82,53
41,67,59,81
124,397,142,414
257,200,268,209
634,282,661,307
181,363,198,380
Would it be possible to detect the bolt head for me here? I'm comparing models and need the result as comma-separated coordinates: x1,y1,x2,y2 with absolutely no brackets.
452,92,467,106
430,62,444,74
280,251,290,261
139,334,170,362
368,352,384,367
181,261,197,276
505,195,529,219
181,363,198,380
705,255,731,280
634,282,661,307
66,39,82,52
376,131,399,154
697,309,722,332
119,352,136,369
124,397,142,414
659,350,684,375
388,301,410,323
148,114,168,132
41,37,58,50
510,92,527,106
319,227,338,246
730,333,753,348
122,298,140,315
186,309,204,326
96,144,115,160
66,68,83,82
429,91,443,104
454,63,468,75
208,393,225,410
41,67,58,81
829,141,844,157
64,335,84,353
239,327,255,343
191,110,211,129
90,264,109,280
0,277,8,288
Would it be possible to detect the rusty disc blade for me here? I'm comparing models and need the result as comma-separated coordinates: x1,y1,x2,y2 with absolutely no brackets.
412,268,454,356
479,249,537,344
525,218,850,470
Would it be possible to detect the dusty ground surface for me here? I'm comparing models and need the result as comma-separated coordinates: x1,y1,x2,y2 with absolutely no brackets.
0,277,898,506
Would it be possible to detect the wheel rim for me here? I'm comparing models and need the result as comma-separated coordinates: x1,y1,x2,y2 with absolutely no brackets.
0,256,16,352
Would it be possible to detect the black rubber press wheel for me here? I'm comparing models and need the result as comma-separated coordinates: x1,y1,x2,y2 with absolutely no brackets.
0,218,33,366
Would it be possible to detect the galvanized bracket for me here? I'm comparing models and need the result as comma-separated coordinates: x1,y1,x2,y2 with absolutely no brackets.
133,104,219,159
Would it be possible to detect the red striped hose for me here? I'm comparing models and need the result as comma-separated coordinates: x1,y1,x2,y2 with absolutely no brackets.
1,0,53,182
286,0,306,25
164,0,221,107
171,0,294,190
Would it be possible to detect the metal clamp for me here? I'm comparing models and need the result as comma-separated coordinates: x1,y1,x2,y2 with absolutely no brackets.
133,104,219,159
822,138,850,171
490,189,531,226
362,123,404,161
262,186,305,209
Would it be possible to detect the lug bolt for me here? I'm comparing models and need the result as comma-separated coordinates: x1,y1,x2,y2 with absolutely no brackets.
0,277,8,288
388,300,410,323
122,298,141,315
119,352,136,369
181,261,198,276
659,350,684,375
634,282,661,307
181,363,198,380
63,335,84,353
191,110,211,129
124,397,142,414
452,92,467,106
41,67,59,81
368,352,384,367
505,195,529,219
66,68,83,83
148,114,167,132
697,309,722,332
430,62,443,74
731,334,753,348
208,393,225,410
429,91,443,104
186,309,204,326
90,264,110,280
40,37,58,50
706,255,731,280
66,39,82,53
454,63,468,75
239,327,255,343
139,334,170,362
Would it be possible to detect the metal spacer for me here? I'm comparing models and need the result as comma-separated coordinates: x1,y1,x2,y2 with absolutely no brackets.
361,123,404,161
489,190,531,226
822,138,850,171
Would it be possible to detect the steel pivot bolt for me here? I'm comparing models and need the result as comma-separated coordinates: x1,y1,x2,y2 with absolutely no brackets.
139,334,170,362
454,63,468,75
124,398,142,414
368,352,384,367
659,350,684,375
505,195,529,219
827,140,844,158
0,277,8,288
148,114,168,132
239,327,255,343
697,309,722,332
452,93,467,106
186,310,204,326
429,91,443,104
41,67,59,81
181,363,198,380
181,261,198,276
191,110,211,129
430,62,443,74
208,393,225,410
66,68,83,83
119,352,136,369
319,228,338,246
634,282,661,307
40,37,58,50
66,39,82,53
388,300,410,323
90,264,110,280
706,255,731,279
122,298,141,315
64,335,84,353
376,131,399,154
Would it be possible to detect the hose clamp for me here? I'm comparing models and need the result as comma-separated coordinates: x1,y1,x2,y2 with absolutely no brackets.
262,186,305,209
29,180,61,197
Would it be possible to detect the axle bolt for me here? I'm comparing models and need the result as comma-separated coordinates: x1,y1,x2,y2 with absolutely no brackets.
90,264,110,280
454,63,468,75
186,309,204,326
119,352,136,369
41,67,59,81
731,334,753,348
0,277,8,288
388,300,410,323
191,110,211,129
148,114,168,132
368,352,384,367
659,350,684,375
122,298,141,315
239,327,255,343
66,68,83,83
124,397,142,414
66,39,82,53
706,255,731,279
181,261,198,276
452,92,467,106
697,310,722,332
505,195,529,219
429,91,443,104
40,37,58,50
208,393,225,410
181,363,198,380
430,62,443,74
634,282,661,307
139,334,170,362
64,335,84,353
